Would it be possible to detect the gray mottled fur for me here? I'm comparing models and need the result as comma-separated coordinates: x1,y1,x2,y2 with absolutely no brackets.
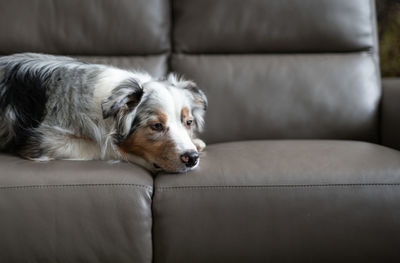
0,53,119,159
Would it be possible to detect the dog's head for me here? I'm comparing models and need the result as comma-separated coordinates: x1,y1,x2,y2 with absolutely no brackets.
102,73,207,173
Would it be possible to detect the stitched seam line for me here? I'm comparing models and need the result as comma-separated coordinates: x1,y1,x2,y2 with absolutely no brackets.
0,183,152,191
156,183,400,191
174,51,375,57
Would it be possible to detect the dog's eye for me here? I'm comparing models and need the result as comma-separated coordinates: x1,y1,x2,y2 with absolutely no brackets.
186,120,193,127
151,123,164,131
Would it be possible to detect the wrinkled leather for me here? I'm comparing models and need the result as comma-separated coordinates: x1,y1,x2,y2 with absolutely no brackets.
154,141,400,263
156,140,400,187
0,155,153,263
173,0,376,53
76,55,168,78
172,53,380,144
381,78,400,151
0,0,170,55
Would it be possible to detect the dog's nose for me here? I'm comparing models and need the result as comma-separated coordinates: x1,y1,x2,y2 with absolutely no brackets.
180,151,199,167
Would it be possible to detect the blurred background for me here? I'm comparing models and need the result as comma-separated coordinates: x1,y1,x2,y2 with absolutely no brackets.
376,0,400,76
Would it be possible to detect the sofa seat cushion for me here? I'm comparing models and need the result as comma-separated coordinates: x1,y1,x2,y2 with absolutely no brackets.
153,140,400,263
0,155,153,263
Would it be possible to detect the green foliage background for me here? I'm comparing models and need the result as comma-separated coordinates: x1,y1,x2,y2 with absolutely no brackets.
376,0,400,77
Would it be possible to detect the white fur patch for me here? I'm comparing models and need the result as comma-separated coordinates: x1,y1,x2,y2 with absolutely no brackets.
93,68,152,110
142,81,198,154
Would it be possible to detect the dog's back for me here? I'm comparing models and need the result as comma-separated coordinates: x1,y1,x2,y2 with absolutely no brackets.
0,53,88,151
1,54,46,150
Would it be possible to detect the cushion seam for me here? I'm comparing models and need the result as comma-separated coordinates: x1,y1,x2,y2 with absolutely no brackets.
0,183,152,191
156,183,400,191
173,51,375,56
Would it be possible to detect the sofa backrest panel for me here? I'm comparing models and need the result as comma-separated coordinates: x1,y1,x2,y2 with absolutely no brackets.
0,0,170,56
0,0,170,77
172,0,376,53
0,0,381,143
76,55,168,79
171,0,380,143
173,53,379,143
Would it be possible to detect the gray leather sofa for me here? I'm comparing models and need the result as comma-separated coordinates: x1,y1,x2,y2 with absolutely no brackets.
1,0,400,262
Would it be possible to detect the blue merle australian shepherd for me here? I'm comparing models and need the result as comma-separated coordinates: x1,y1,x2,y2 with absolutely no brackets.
0,53,207,173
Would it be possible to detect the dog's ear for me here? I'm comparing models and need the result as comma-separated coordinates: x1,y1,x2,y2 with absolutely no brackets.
102,78,144,141
101,78,143,120
167,73,208,131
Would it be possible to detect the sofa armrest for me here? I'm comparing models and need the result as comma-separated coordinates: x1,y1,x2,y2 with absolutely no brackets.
381,78,400,150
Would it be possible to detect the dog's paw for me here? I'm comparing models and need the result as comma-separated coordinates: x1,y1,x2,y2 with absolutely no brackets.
193,138,206,152
29,156,54,162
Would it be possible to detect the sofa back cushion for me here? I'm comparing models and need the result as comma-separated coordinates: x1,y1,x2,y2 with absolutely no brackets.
0,0,170,55
0,0,170,77
171,0,381,143
0,0,380,143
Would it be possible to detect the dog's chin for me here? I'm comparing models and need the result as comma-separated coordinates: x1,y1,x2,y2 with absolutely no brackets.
125,153,200,174
151,161,199,174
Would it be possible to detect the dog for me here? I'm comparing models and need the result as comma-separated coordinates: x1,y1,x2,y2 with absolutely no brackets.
0,53,207,173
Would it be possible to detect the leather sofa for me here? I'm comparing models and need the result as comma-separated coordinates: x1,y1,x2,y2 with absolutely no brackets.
1,0,400,262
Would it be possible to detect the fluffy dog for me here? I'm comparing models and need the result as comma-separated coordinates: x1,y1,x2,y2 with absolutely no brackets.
0,53,207,173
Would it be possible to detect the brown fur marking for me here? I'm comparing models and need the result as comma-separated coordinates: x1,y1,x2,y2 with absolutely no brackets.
118,110,180,171
155,110,168,126
181,106,194,138
181,107,190,122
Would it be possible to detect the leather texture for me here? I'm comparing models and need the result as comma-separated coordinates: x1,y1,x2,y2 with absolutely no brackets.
154,141,400,263
381,78,400,151
0,155,153,263
0,0,170,55
76,55,168,78
172,53,380,144
0,0,398,262
173,0,376,53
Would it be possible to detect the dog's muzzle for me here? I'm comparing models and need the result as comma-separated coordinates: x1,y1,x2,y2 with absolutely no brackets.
180,151,199,168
